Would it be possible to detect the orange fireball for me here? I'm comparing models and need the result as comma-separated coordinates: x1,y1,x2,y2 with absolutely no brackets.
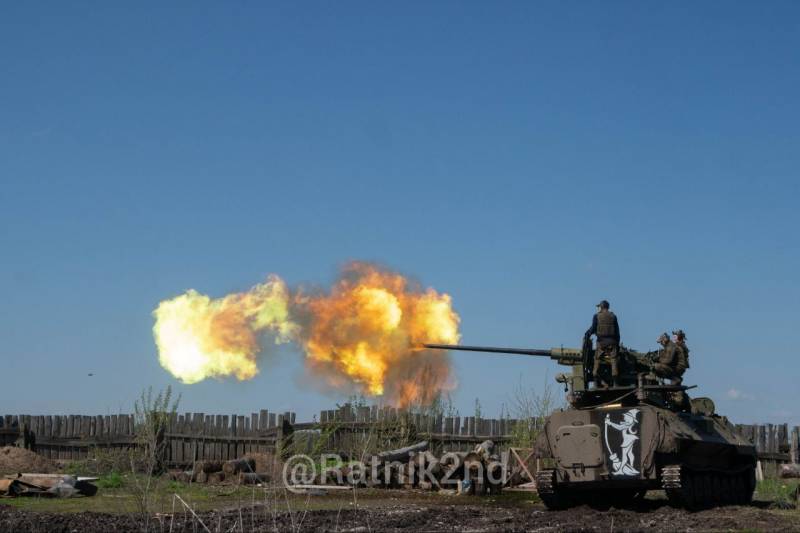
294,262,460,406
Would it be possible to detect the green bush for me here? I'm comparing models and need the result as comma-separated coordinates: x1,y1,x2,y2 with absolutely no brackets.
62,448,133,476
97,471,124,489
62,460,90,476
166,480,183,492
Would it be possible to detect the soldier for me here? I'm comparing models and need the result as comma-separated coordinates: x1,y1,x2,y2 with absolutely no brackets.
668,330,692,410
672,329,690,378
652,332,686,385
585,300,621,388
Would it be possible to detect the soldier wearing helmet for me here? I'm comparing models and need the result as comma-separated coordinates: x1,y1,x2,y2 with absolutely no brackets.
585,300,621,388
672,329,690,376
652,332,685,385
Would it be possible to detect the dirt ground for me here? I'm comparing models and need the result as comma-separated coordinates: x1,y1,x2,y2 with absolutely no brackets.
0,446,58,475
1,491,797,532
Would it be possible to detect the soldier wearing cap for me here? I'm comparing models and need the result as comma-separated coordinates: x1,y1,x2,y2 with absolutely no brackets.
652,332,686,385
585,300,621,388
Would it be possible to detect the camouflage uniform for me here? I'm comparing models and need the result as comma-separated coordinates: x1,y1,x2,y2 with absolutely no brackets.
585,301,620,387
653,336,686,385
669,331,691,411
673,330,690,379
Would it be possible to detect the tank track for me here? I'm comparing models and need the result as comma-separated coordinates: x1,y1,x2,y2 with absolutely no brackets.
661,464,755,509
535,469,568,510
537,470,644,510
535,469,555,495
661,464,682,490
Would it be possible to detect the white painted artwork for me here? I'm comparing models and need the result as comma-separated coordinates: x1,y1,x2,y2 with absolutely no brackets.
604,408,640,476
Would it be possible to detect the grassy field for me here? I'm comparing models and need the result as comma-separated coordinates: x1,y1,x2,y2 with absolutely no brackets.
3,478,798,533
755,478,800,508
3,473,797,517
2,473,541,515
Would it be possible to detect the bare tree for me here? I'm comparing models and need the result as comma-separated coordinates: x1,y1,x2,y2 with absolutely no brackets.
130,385,180,530
508,376,560,449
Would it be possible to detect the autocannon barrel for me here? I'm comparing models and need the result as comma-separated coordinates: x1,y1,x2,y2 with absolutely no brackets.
423,343,582,364
423,343,552,356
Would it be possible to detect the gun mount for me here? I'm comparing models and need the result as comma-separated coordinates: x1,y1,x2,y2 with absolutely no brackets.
423,342,686,411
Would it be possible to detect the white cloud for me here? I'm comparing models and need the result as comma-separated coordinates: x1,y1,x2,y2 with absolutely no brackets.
726,388,755,401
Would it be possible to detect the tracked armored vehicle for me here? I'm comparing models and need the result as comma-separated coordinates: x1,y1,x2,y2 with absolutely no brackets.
425,341,757,510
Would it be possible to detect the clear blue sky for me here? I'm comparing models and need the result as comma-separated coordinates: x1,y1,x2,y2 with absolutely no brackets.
2,2,798,425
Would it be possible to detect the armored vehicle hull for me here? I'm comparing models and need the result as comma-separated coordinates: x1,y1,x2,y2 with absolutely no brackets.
534,402,757,510
425,342,758,510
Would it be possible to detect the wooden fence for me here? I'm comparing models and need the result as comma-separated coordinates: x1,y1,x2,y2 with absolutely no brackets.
1,409,798,476
0,406,524,464
310,404,527,453
0,411,296,465
733,423,799,477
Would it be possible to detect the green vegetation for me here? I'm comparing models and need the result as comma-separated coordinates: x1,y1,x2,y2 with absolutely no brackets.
757,478,799,509
133,385,181,475
3,476,254,514
128,386,182,529
96,471,124,489
63,447,132,477
507,377,560,449
2,482,539,515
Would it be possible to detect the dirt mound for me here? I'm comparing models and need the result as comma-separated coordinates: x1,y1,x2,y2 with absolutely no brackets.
0,446,58,475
